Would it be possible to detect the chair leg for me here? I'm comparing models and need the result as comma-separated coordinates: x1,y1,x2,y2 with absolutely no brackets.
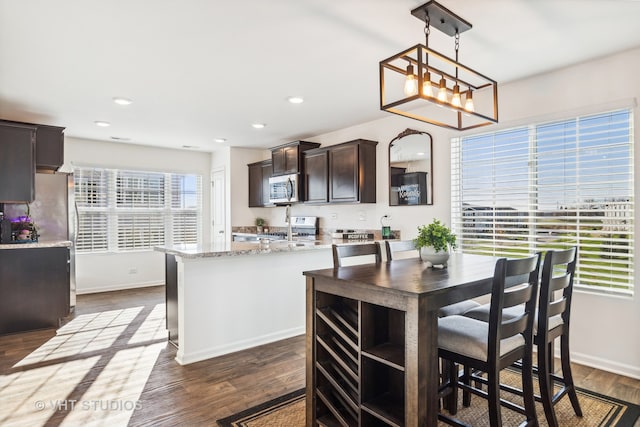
447,360,459,415
537,340,558,427
522,347,538,427
487,367,503,427
440,359,458,415
560,334,583,417
462,365,472,407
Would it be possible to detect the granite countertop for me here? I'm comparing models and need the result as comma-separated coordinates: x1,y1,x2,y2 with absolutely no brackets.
155,236,382,259
0,240,73,250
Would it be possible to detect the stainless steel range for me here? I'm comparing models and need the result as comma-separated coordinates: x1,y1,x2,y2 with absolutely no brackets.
259,216,319,240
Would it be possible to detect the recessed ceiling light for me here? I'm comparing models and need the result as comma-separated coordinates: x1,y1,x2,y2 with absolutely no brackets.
416,152,425,156
251,123,266,129
214,138,227,143
112,97,133,106
94,121,111,127
110,136,131,141
287,96,304,104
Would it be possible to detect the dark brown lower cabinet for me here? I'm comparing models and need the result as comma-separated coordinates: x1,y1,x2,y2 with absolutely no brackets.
0,247,70,335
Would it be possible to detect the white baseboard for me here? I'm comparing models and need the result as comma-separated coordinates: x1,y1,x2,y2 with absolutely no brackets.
76,281,164,295
175,326,305,366
570,351,640,380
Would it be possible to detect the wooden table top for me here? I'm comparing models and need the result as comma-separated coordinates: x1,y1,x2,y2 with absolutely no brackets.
303,253,498,307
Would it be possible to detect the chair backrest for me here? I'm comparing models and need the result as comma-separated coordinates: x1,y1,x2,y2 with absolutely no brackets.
384,240,418,260
332,243,382,268
488,254,541,361
537,247,577,338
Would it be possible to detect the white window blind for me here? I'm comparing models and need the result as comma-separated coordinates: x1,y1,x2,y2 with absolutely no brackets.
74,167,202,253
451,109,634,295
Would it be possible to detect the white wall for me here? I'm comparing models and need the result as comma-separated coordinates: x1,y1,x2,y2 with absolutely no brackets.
230,47,640,378
65,137,212,294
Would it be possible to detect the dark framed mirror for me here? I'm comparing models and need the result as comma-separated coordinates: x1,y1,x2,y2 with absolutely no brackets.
389,128,433,206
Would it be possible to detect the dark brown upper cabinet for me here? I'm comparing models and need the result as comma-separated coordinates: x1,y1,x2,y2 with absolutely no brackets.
389,129,433,206
0,121,37,203
35,125,65,172
271,141,321,176
328,139,377,204
248,159,273,207
303,148,329,204
0,120,65,173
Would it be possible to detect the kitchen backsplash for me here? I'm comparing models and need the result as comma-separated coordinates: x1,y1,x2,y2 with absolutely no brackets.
232,226,400,240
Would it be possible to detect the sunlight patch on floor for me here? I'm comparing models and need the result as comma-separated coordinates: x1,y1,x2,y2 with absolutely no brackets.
1,304,167,426
128,304,166,344
0,357,100,426
14,307,145,367
58,307,144,334
60,343,164,427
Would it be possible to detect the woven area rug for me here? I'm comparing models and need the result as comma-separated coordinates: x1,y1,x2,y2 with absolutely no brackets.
216,370,640,426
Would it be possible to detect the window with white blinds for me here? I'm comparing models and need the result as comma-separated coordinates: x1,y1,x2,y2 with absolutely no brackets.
74,167,202,253
451,109,634,295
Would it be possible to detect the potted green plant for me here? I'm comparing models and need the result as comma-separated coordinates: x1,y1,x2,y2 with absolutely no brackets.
413,219,457,266
255,217,266,234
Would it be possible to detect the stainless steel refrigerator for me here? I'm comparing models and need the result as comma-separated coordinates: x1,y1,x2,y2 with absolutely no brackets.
5,172,77,310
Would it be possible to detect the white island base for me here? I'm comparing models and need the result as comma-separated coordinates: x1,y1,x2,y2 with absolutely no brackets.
161,242,332,365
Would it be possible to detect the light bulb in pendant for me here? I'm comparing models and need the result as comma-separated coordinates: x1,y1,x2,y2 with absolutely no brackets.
451,84,462,107
404,64,418,96
464,90,475,112
437,77,448,102
422,71,433,97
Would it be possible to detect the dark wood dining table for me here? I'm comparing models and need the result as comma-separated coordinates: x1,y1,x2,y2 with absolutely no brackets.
303,253,498,427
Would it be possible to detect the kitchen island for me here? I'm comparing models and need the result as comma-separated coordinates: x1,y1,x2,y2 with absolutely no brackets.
156,239,336,365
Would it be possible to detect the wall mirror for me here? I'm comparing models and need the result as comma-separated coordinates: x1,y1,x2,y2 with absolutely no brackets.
389,128,433,206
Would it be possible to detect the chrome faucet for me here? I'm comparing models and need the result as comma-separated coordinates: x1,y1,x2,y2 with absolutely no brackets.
285,204,293,242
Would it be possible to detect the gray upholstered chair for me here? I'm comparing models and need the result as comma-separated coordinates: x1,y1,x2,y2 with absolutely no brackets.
438,254,541,427
331,242,382,267
384,240,481,317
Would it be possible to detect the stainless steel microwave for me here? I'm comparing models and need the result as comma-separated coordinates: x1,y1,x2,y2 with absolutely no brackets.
269,173,299,204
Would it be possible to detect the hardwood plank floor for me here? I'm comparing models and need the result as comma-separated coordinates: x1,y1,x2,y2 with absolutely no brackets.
0,286,637,426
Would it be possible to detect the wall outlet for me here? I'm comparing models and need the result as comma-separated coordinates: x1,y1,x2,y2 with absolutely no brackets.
358,211,366,221
128,268,138,274
330,213,338,220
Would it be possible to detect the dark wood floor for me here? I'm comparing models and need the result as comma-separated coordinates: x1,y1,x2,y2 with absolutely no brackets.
0,286,637,426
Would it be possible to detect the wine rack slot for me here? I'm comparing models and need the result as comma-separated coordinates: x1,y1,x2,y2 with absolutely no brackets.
361,303,405,370
317,335,358,381
361,358,405,426
317,386,359,426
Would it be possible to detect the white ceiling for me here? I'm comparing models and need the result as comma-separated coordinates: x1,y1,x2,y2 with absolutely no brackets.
1,0,640,152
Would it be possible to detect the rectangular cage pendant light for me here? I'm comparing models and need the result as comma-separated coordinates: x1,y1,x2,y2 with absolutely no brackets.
379,1,498,131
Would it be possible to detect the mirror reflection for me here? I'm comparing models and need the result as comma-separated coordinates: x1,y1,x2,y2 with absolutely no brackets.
389,129,433,206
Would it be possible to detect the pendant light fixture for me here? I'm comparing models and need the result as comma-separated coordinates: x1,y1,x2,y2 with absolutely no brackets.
379,1,498,131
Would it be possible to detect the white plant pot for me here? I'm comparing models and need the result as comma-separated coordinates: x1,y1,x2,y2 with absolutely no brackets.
419,246,450,267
